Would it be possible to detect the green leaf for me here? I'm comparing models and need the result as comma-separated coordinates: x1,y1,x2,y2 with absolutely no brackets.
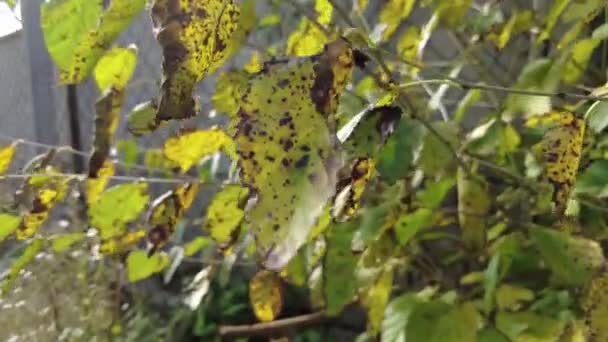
152,0,240,122
363,266,394,335
585,101,608,134
433,0,472,27
563,38,601,84
484,253,501,312
430,303,479,342
324,221,358,316
495,284,535,311
184,237,212,257
454,89,481,122
204,185,249,247
212,71,249,118
381,294,419,342
235,40,353,270
478,327,510,342
93,46,138,91
538,0,569,42
51,233,86,252
458,168,491,252
126,101,160,136
2,238,44,294
495,311,565,341
394,208,433,246
530,226,604,286
417,177,455,209
126,249,170,282
89,183,149,240
377,119,424,182
420,122,460,177
575,160,608,198
0,213,20,242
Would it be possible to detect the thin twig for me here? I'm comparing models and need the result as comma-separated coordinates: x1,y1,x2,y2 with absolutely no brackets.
218,311,327,338
1,173,197,185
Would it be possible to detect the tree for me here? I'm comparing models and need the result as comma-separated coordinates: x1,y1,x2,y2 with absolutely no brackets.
2,0,608,340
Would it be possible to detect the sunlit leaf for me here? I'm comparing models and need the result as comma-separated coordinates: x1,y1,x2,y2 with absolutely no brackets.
249,270,283,322
377,0,415,41
530,226,604,286
433,0,472,27
244,52,262,73
212,70,249,118
184,237,212,257
527,111,585,216
585,101,608,134
163,129,233,173
563,38,601,84
324,220,358,316
152,0,240,122
235,39,353,270
0,213,20,242
538,0,569,42
51,232,86,252
0,142,16,175
2,238,44,294
225,0,256,58
89,183,149,240
204,185,249,248
397,26,421,62
86,160,115,205
99,229,146,255
458,168,491,252
126,249,170,282
93,46,138,91
17,178,69,240
147,183,199,253
287,0,334,56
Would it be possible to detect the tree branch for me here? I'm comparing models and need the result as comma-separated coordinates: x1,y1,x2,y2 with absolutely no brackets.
218,311,327,339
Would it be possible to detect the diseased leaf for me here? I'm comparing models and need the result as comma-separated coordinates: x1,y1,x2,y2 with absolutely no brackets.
583,269,608,341
332,158,375,220
152,0,240,122
86,160,115,205
94,46,138,91
458,168,491,252
17,177,69,240
204,185,249,248
147,183,199,253
2,238,43,294
249,270,283,322
235,39,354,270
126,249,170,282
324,221,358,316
377,0,416,41
527,111,585,216
0,213,20,242
99,229,146,255
89,88,125,178
89,183,149,240
163,129,233,173
0,142,16,175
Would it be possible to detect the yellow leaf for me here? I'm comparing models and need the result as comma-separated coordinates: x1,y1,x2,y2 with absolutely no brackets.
94,46,138,91
126,249,169,282
249,270,283,322
364,266,394,335
332,158,375,220
99,229,146,255
163,129,233,172
244,52,262,73
0,213,20,242
287,20,329,57
212,71,249,118
0,143,16,175
457,167,491,252
147,183,199,253
235,39,354,270
378,0,416,41
315,0,333,25
397,26,421,62
86,160,115,205
528,111,585,216
204,185,249,247
152,0,240,122
59,0,146,83
17,178,69,240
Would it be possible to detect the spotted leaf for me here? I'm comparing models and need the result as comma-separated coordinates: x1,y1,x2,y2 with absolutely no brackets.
235,39,354,270
147,183,199,253
249,270,283,322
17,176,69,240
527,111,585,216
99,229,146,255
204,185,249,248
332,158,376,220
583,268,608,341
86,160,115,205
88,88,124,178
151,0,240,122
